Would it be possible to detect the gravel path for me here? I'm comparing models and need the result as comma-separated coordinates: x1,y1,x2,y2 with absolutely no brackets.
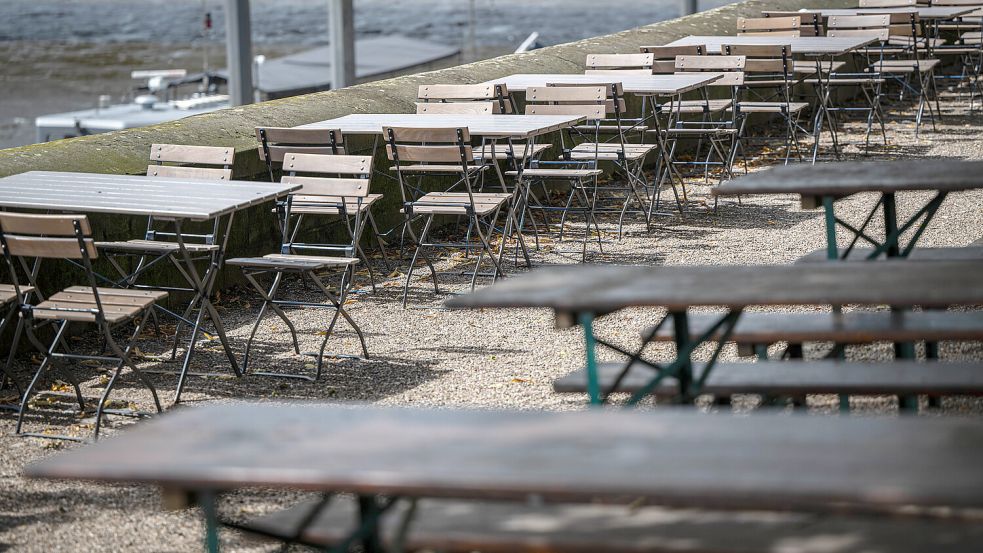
1,91,982,551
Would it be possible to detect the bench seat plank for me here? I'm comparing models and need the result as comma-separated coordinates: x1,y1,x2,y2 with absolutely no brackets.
554,360,983,397
643,311,983,345
797,247,983,264
242,497,983,553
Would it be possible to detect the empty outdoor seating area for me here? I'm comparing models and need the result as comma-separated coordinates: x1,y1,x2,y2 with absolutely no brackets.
5,1,983,552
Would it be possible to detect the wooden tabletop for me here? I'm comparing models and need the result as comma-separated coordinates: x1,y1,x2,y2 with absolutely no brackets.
480,73,722,96
26,403,983,515
665,35,877,56
297,114,583,139
715,160,983,198
798,7,976,20
0,171,298,222
444,261,983,313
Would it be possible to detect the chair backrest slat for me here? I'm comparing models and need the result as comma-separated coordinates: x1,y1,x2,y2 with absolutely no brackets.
150,144,233,166
642,45,705,74
146,165,232,180
383,127,473,167
0,213,96,259
675,55,747,86
524,104,608,118
416,101,495,114
526,86,607,103
0,213,91,236
584,69,653,75
737,16,801,33
585,53,654,71
417,83,513,114
281,176,370,198
282,153,372,175
255,127,345,166
859,0,916,7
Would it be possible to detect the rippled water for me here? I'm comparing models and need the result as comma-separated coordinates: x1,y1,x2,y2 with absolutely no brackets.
2,0,735,48
0,0,736,148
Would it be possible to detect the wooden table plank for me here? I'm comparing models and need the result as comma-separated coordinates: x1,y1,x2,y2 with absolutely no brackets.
714,160,983,198
25,403,983,515
479,73,722,96
664,35,877,56
443,261,983,313
297,114,584,139
0,171,298,221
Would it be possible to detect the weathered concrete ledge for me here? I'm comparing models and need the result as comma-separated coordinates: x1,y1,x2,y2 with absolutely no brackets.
0,0,854,294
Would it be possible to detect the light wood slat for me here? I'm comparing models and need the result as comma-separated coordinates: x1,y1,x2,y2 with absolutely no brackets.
259,145,346,163
585,53,654,69
524,105,607,118
417,84,501,100
416,102,495,115
281,153,371,176
384,126,471,143
281,177,369,198
0,212,91,236
387,145,473,164
799,7,976,20
4,236,97,259
483,73,721,96
147,165,231,180
298,114,584,139
25,403,983,515
738,16,802,32
0,172,298,221
664,35,877,55
253,127,346,147
150,144,233,166
526,86,606,102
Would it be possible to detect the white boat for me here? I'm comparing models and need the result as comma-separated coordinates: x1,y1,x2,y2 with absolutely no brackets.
35,36,460,143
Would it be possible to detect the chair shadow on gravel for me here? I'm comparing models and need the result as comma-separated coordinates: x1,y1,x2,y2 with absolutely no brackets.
0,485,153,537
104,351,449,405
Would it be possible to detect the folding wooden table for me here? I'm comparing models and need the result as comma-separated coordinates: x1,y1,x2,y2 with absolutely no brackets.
665,35,879,162
447,261,983,405
715,159,983,260
0,171,299,402
298,113,586,269
26,403,983,552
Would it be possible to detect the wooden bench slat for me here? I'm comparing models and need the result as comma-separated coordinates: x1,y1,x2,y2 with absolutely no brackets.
554,360,983,397
797,247,983,263
242,497,983,553
643,311,983,345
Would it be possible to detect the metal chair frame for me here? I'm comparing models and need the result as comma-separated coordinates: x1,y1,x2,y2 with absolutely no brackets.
385,126,510,307
227,153,372,379
0,213,163,441
257,127,391,288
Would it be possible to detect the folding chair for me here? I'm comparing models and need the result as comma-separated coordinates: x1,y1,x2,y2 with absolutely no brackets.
661,55,745,200
930,0,983,111
256,127,390,287
722,44,811,165
94,144,231,357
739,16,844,74
829,14,943,136
226,154,370,378
417,83,551,169
0,213,164,441
506,88,607,261
384,126,512,307
536,83,656,237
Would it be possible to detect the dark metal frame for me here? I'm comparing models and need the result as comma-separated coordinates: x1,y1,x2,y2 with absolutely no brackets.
0,216,162,441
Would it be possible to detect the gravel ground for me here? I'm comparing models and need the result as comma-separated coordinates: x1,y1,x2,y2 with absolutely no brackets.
2,88,983,551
